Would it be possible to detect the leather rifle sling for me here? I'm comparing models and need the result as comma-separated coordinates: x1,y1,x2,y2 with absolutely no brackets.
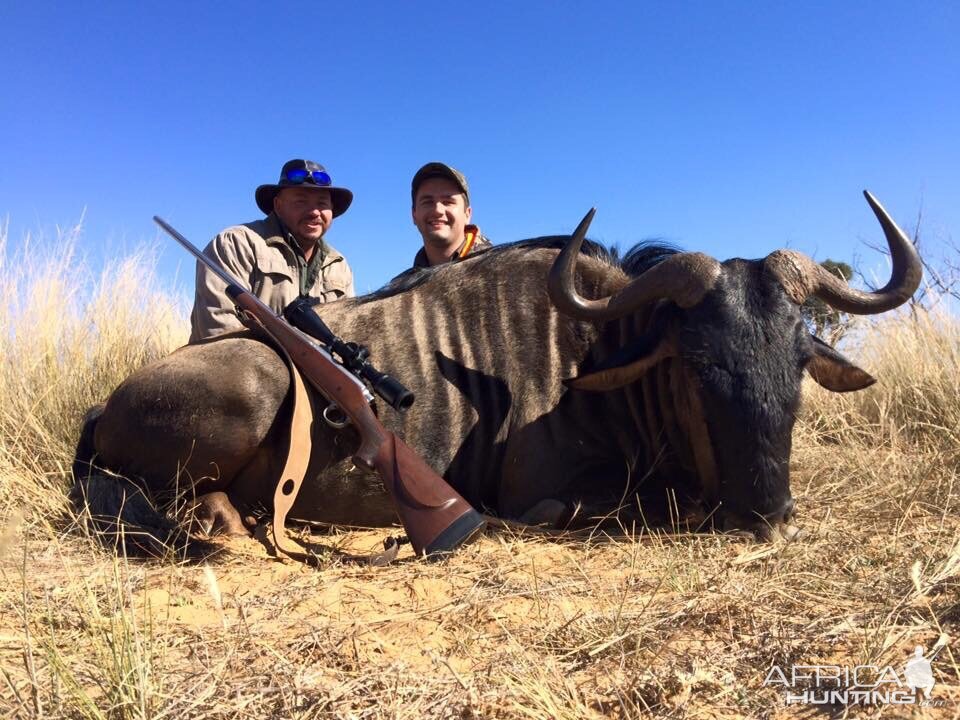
244,320,401,566
194,324,400,565
269,341,316,561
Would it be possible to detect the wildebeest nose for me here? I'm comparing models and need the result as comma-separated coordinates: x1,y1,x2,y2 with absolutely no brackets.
781,497,796,522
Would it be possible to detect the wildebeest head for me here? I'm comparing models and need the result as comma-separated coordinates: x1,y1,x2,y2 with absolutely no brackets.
549,192,922,538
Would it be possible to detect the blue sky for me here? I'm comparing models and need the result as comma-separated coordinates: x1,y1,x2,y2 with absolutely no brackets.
1,1,957,296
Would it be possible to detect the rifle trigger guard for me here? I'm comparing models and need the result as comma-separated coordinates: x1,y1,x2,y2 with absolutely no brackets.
323,403,350,429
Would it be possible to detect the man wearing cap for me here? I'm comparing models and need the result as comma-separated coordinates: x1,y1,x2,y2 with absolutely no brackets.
189,159,355,342
410,162,491,269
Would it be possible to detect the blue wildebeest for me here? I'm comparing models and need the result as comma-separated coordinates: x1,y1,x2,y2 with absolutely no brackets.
72,192,921,552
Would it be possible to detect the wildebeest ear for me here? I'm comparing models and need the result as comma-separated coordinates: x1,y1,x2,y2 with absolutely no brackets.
805,335,876,392
566,335,676,392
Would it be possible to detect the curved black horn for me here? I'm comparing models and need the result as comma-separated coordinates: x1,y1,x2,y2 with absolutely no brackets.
547,208,600,319
548,209,721,322
765,191,923,314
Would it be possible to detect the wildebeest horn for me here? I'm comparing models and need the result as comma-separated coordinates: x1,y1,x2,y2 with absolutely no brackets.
548,209,722,322
764,191,923,314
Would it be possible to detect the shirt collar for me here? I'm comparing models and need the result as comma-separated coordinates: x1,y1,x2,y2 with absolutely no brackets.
271,212,328,262
412,233,489,268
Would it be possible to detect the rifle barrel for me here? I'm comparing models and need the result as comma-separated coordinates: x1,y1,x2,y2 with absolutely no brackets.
154,216,242,291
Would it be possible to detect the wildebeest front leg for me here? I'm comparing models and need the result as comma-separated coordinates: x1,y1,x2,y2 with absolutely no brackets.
517,498,569,526
500,424,642,529
498,428,583,525
190,491,250,535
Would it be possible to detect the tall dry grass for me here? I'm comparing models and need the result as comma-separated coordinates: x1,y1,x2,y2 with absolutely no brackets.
0,226,957,718
0,221,188,532
795,307,960,546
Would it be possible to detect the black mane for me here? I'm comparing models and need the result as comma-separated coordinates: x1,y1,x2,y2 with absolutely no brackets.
620,241,682,277
357,236,683,304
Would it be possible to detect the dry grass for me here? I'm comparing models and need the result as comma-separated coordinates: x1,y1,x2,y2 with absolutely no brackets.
0,226,958,718
0,222,187,526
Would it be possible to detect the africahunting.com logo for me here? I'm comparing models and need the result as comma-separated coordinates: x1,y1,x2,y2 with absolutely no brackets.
764,641,948,707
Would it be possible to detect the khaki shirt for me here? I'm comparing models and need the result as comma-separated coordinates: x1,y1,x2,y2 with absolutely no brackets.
189,214,354,342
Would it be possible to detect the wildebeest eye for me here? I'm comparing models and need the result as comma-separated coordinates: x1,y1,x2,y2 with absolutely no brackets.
796,327,816,366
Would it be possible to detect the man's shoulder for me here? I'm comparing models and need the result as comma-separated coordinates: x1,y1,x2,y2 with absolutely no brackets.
412,246,430,269
323,240,349,264
204,217,290,271
216,216,280,242
210,216,285,253
321,241,353,289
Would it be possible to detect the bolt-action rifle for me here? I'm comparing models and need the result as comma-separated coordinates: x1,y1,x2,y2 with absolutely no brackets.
154,216,485,559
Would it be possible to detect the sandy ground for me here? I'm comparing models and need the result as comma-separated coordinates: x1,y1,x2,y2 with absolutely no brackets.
3,507,958,718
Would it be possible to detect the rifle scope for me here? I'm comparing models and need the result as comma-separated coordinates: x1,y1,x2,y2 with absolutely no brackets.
283,297,415,413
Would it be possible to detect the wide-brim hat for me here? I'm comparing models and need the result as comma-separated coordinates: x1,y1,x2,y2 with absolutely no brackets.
411,162,470,206
255,159,354,217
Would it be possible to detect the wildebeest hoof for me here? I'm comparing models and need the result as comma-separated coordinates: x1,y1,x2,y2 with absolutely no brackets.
190,492,250,537
778,523,802,541
518,499,568,527
721,496,801,542
749,521,803,543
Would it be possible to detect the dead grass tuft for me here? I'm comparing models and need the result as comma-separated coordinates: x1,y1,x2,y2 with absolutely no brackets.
0,222,187,530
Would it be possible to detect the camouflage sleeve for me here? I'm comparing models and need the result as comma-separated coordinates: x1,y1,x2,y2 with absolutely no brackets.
188,229,257,343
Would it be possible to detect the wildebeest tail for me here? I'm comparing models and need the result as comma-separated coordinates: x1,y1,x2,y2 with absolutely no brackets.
70,404,207,558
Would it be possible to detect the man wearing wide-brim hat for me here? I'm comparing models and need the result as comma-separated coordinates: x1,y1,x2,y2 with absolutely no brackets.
190,159,356,342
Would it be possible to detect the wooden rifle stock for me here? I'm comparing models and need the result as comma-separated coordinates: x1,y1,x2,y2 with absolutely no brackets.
225,287,486,558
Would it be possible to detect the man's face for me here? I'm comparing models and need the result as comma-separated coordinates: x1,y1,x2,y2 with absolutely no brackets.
273,187,333,245
412,177,472,252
